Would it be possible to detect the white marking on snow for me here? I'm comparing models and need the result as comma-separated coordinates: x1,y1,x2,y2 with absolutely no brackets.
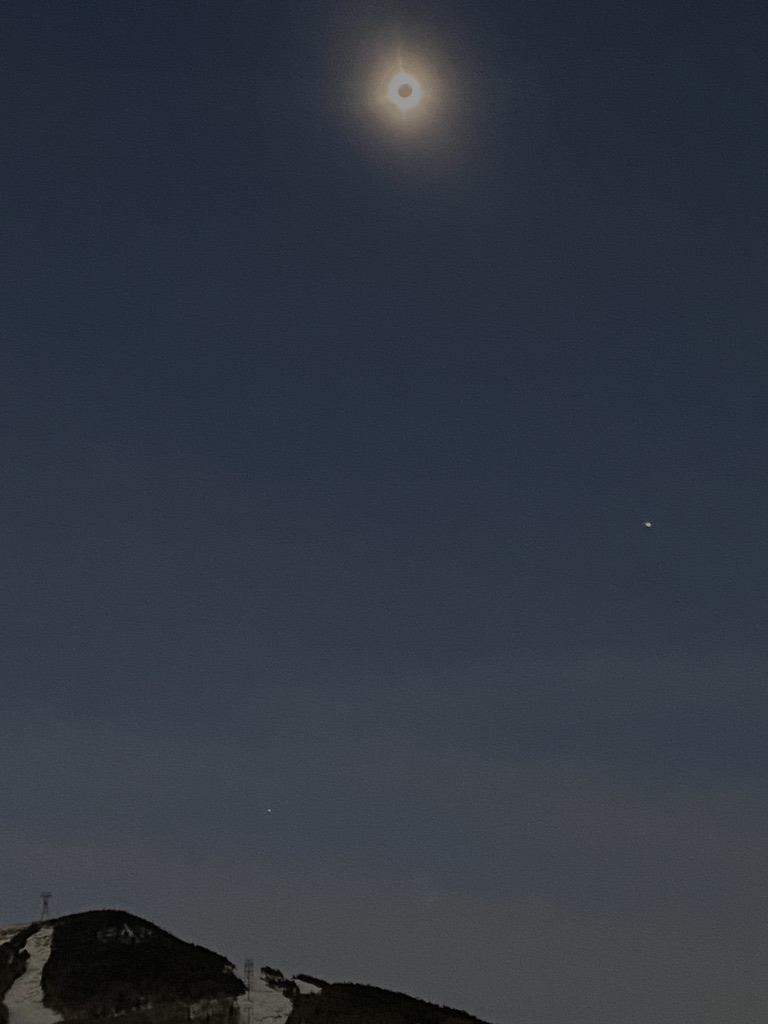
4,926,62,1024
236,971,292,1024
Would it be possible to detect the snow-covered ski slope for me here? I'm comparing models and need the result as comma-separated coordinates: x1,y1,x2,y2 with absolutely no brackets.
2,924,310,1024
4,925,62,1024
235,971,293,1024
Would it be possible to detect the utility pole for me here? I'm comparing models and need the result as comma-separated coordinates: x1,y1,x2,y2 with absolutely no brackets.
39,892,52,921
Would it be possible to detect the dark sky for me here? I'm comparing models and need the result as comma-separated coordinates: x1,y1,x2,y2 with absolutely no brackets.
3,1,768,1021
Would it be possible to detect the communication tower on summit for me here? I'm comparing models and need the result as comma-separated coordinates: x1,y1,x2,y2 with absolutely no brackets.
39,892,52,920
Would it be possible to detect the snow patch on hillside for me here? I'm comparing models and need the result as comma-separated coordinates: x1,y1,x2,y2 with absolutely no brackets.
236,971,292,1024
0,925,29,946
4,926,62,1024
293,978,320,995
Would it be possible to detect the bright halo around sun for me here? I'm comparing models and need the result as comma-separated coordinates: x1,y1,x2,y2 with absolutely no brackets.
352,40,471,168
365,50,438,134
387,70,423,111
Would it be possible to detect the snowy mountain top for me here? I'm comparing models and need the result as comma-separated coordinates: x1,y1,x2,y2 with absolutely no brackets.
1,911,493,1024
1,911,242,1024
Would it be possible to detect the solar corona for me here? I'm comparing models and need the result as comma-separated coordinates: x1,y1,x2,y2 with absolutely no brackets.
348,37,466,165
386,70,423,111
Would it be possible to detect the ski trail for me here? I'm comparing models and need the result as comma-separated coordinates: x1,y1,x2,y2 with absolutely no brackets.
4,926,62,1024
236,972,293,1024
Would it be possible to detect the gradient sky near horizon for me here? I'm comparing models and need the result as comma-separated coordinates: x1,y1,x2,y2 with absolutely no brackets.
3,2,768,1022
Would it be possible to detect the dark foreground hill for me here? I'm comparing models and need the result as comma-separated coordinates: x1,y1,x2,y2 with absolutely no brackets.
0,910,494,1024
286,980,491,1024
0,910,242,1024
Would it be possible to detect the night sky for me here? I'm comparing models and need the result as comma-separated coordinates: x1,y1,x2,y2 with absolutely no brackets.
3,2,768,1021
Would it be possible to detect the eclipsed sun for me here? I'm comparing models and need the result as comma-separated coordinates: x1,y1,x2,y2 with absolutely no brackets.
386,70,423,111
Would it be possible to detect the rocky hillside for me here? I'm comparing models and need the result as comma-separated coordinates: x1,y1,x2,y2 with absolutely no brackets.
1,911,493,1024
